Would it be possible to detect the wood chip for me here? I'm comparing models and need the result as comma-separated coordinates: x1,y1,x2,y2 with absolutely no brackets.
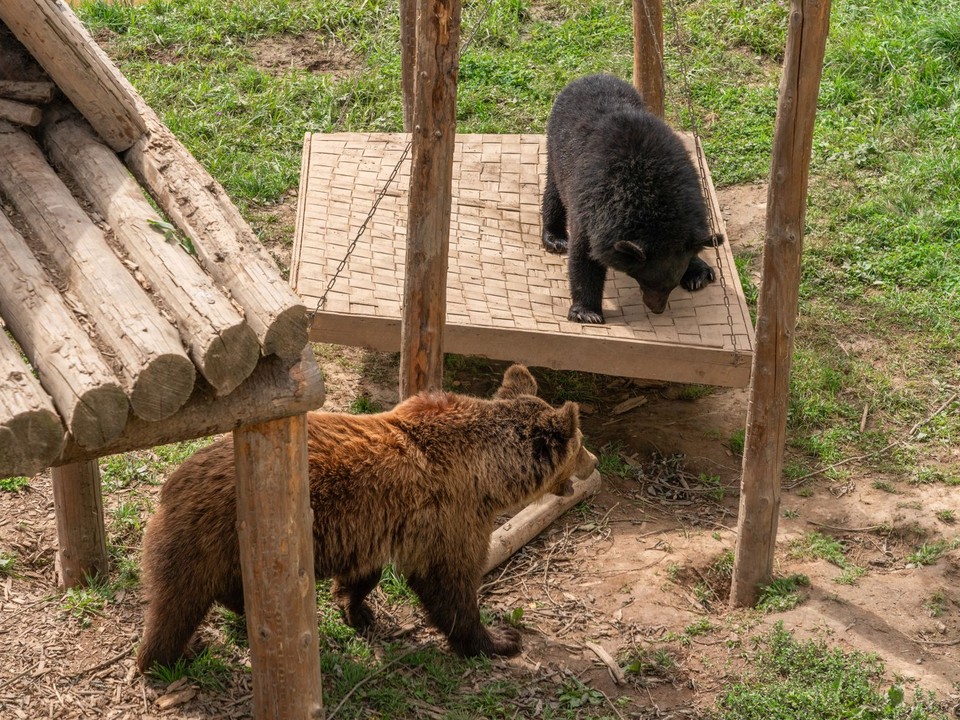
584,641,626,685
156,686,196,710
611,396,649,415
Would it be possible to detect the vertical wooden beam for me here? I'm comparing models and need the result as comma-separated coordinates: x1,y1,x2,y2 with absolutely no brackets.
400,0,418,131
52,460,108,589
730,0,831,607
234,415,322,720
632,0,665,118
399,0,461,398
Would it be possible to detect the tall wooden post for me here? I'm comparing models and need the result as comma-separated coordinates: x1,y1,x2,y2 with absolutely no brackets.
52,460,108,589
399,0,461,398
234,415,323,719
729,0,831,607
632,0,664,117
400,0,417,131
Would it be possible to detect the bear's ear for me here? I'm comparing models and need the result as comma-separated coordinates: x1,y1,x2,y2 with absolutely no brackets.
698,233,725,248
495,364,538,399
614,240,646,260
559,401,580,437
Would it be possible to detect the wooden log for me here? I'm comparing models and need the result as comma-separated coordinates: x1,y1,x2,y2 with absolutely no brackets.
0,97,42,126
234,414,323,720
0,0,146,151
125,106,309,359
399,0,461,398
52,460,108,589
53,346,325,466
0,328,65,478
0,121,195,422
0,79,56,103
0,211,128,449
485,470,601,573
633,0,665,118
400,0,417,131
730,0,831,608
44,110,261,397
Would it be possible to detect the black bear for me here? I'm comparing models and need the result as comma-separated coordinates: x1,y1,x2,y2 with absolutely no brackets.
542,73,724,322
136,365,597,672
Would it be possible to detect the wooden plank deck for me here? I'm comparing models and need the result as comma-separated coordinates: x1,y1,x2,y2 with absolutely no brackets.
292,132,754,387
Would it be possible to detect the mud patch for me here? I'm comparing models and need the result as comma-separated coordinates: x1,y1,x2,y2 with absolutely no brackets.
248,31,358,77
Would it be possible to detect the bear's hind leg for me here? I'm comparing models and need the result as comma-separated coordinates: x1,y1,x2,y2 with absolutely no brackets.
138,591,214,673
541,167,568,253
407,566,521,657
681,256,716,291
333,568,383,631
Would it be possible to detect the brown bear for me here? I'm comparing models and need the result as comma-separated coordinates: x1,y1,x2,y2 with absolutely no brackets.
136,364,597,672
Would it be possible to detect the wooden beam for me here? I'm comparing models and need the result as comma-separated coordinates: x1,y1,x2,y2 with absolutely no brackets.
485,470,601,573
0,211,129,449
0,121,195,422
234,414,323,720
53,347,325,466
0,97,41,126
0,328,64,478
730,0,831,608
632,0,665,118
0,79,56,103
400,0,417,131
125,106,309,360
399,0,461,398
44,110,261,397
0,0,147,151
52,460,108,589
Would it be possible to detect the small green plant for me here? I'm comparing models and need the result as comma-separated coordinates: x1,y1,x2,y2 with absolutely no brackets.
349,395,382,414
0,552,17,577
782,508,799,519
710,549,735,579
836,565,868,585
788,531,847,566
924,589,948,618
907,540,958,567
0,476,30,493
557,678,605,709
596,441,633,479
694,581,717,608
379,565,417,605
147,647,232,691
698,473,725,501
677,384,713,401
217,607,249,648
62,582,110,627
935,509,956,524
872,479,898,493
503,606,525,628
667,563,682,581
624,647,678,677
728,428,746,455
685,617,716,637
756,574,810,613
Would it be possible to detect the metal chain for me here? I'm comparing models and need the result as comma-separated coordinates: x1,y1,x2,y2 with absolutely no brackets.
313,0,499,315
644,0,742,365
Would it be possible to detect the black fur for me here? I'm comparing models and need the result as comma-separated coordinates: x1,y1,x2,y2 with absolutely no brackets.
542,73,724,322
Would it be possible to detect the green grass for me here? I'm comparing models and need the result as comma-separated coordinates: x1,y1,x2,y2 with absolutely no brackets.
0,552,17,578
718,623,948,719
0,476,30,493
788,532,869,585
147,647,234,691
756,574,810,613
595,441,634,479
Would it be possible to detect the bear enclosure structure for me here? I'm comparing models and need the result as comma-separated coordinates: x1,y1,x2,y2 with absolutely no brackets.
293,0,831,608
0,1,325,718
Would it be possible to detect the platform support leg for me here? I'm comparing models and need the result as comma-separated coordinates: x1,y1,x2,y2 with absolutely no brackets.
234,414,322,720
52,460,108,589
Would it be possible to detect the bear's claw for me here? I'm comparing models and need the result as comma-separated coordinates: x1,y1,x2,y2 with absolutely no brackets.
568,305,604,324
542,232,568,254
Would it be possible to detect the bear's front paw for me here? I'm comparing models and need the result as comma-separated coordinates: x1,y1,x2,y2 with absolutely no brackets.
681,262,716,291
486,626,523,657
343,602,375,631
568,304,604,324
543,231,568,254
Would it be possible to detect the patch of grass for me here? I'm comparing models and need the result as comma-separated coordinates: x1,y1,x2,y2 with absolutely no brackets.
0,552,17,577
710,549,735,579
0,476,30,493
756,574,810,613
685,617,716,637
728,428,745,456
907,539,960,567
872,479,899,493
676,384,713,401
216,607,249,649
61,581,111,627
378,565,417,606
836,565,869,586
788,531,847,567
147,647,234,691
697,472,725,501
924,589,949,618
623,647,678,678
782,508,799,519
100,439,211,492
596,441,633,479
348,395,382,414
717,622,948,719
935,509,956,524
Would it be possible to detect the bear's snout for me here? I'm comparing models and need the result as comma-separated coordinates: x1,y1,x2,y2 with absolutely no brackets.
642,287,670,314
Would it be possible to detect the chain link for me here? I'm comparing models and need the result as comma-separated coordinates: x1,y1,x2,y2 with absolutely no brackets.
313,0,499,315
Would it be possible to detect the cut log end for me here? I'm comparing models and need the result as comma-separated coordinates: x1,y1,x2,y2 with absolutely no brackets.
129,354,196,422
70,385,130,450
262,304,310,359
200,323,261,397
0,410,65,478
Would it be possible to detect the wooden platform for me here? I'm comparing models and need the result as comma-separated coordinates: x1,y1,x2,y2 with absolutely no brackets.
292,132,755,387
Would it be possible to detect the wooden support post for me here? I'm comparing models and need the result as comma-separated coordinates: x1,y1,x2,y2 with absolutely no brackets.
234,415,322,720
485,470,602,573
400,0,417,131
632,0,664,118
0,329,64,478
52,460,108,589
399,0,461,398
729,0,831,608
0,97,42,126
0,0,147,150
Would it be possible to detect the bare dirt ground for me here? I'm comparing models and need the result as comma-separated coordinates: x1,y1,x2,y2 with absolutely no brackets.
2,182,958,719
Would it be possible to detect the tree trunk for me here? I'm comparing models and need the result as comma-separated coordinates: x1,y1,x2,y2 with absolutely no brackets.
632,0,664,117
52,460,108,589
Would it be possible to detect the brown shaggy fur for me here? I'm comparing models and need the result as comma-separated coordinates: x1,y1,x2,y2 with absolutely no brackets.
137,365,597,672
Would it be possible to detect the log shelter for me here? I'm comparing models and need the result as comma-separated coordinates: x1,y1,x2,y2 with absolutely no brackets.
0,2,323,717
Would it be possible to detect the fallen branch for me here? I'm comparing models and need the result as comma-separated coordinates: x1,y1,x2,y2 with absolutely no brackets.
326,644,425,720
70,646,134,679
